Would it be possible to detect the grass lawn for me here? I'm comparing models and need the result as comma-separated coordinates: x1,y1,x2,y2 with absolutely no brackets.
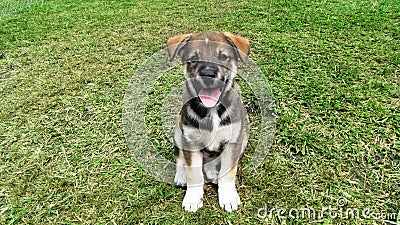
0,0,399,224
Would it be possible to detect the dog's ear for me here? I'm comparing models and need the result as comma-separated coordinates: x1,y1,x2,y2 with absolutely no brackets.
223,32,250,64
166,34,192,61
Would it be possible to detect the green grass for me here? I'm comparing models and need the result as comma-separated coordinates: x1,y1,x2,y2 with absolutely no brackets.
1,0,399,224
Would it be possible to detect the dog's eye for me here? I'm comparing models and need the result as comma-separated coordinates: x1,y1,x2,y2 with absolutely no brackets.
218,53,229,61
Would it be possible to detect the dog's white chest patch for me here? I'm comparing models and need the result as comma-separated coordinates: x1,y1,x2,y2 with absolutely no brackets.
178,109,242,152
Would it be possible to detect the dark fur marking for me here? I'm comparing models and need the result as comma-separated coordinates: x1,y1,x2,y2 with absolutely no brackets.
174,145,180,157
201,140,228,158
217,104,226,117
219,141,228,151
201,148,221,158
220,116,231,126
181,98,217,131
182,108,199,128
190,98,208,118
182,149,192,166
217,103,232,126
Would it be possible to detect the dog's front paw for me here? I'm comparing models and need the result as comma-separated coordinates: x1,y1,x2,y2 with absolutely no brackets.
182,186,203,212
218,182,241,212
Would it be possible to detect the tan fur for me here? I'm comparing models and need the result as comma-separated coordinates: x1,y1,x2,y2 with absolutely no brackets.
222,32,250,63
167,33,192,61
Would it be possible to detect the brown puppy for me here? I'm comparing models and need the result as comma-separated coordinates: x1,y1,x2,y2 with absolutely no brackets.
167,32,249,212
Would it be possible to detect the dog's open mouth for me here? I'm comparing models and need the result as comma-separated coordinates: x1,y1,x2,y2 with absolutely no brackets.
198,88,221,108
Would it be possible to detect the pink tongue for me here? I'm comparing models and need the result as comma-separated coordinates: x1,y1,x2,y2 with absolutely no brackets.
198,88,221,107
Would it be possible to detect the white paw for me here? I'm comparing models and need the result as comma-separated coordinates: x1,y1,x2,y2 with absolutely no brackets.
182,186,203,212
174,168,187,186
218,182,241,212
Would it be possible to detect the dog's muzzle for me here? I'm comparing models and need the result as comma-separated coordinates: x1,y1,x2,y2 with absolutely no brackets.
199,65,221,87
196,66,224,108
199,66,218,78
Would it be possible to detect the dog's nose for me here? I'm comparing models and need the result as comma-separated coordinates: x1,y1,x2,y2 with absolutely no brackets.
200,67,218,78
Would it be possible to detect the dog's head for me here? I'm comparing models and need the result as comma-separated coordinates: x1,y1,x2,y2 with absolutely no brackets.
167,32,250,108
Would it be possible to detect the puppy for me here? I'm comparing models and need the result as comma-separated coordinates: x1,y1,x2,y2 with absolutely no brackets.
167,32,250,212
